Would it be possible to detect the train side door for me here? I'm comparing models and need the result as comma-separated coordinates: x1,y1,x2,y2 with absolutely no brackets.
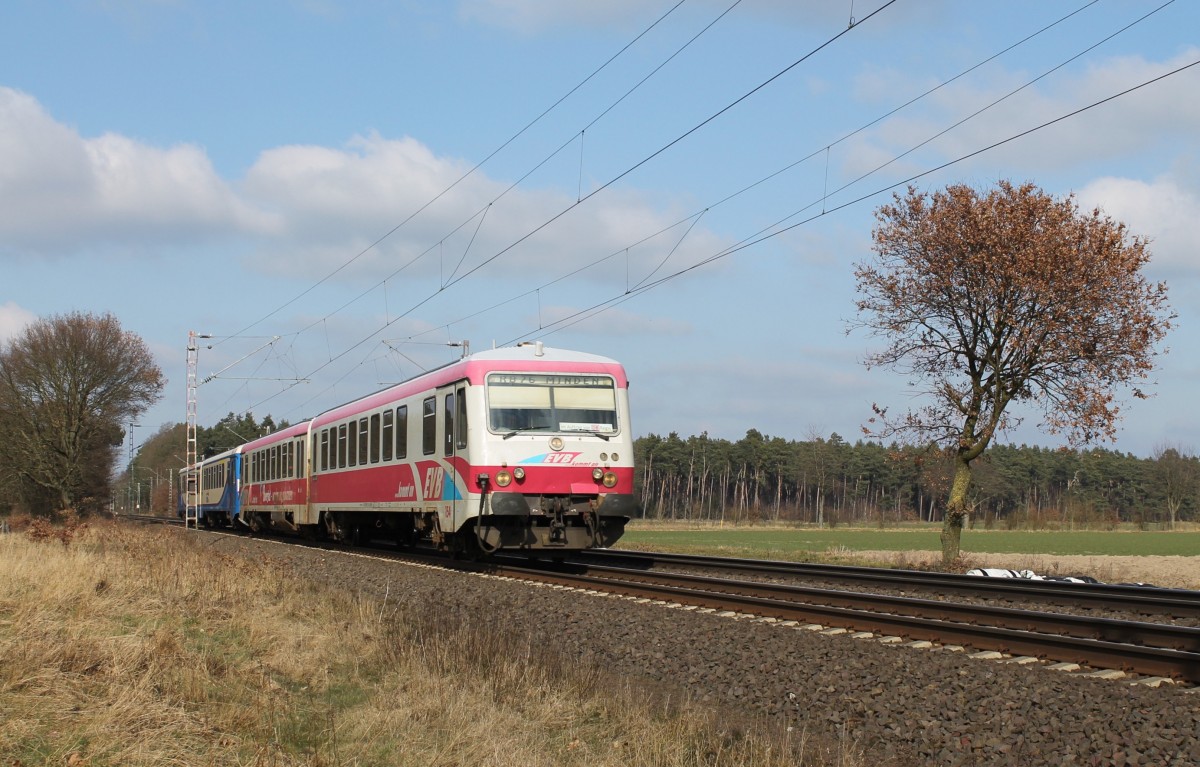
438,382,469,529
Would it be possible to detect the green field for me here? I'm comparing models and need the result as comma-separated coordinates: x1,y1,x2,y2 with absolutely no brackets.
617,524,1200,558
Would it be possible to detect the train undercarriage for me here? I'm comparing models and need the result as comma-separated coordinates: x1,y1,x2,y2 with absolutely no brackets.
236,492,634,557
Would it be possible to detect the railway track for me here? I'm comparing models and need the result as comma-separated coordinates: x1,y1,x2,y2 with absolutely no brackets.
575,548,1200,620
488,552,1200,684
124,516,1200,683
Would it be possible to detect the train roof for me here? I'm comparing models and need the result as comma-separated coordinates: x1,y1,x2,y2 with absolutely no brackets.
465,344,621,365
310,344,627,428
206,345,627,451
182,444,241,473
240,419,312,452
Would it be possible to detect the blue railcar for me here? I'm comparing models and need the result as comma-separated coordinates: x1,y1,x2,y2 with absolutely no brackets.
178,447,242,527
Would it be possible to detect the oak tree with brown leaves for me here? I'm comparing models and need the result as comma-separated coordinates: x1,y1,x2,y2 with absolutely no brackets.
853,181,1173,563
0,311,164,514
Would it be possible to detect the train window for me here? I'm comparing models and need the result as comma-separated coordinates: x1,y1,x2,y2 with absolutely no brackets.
381,410,394,462
358,417,369,464
396,405,408,459
444,392,455,457
370,414,381,464
285,442,294,478
486,373,618,434
320,429,329,472
456,386,468,450
422,397,436,455
338,424,347,469
272,445,279,481
348,420,358,466
297,440,305,478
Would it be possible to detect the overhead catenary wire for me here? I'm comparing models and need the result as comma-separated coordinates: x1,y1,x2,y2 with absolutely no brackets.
237,3,1188,424
238,2,900,416
245,0,748,354
375,0,1125,350
514,56,1200,345
218,0,691,347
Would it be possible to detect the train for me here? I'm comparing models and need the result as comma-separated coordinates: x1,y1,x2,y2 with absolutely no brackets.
178,343,635,555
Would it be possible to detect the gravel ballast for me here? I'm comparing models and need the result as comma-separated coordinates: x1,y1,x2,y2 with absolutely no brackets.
202,533,1200,767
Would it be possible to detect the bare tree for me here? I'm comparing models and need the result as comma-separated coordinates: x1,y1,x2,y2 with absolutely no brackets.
1152,443,1198,530
0,312,164,514
853,181,1173,563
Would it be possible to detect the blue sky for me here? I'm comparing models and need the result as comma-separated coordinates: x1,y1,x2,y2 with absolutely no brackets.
1,0,1198,458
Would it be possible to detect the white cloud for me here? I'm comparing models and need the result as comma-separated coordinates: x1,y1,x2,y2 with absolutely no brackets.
0,87,270,256
840,49,1200,183
1076,172,1200,274
239,131,731,289
0,301,36,342
0,89,730,303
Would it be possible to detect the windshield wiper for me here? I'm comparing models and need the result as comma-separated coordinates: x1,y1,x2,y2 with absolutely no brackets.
563,429,610,441
502,426,548,439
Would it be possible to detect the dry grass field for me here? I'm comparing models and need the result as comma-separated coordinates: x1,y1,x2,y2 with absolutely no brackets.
0,519,857,767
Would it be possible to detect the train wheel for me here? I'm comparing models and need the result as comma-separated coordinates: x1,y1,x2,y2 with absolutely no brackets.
394,523,416,549
327,513,361,546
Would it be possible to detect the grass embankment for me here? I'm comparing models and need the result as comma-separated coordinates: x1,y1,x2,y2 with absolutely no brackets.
0,520,852,767
619,522,1200,557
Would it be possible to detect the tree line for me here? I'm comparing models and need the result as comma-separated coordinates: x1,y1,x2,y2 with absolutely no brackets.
635,430,1198,530
108,411,289,516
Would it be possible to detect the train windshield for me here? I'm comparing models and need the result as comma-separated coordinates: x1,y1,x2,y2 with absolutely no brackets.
487,373,618,435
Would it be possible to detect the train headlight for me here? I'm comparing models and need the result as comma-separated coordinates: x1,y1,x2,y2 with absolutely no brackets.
549,437,564,451
512,467,525,481
610,453,619,462
495,470,512,487
602,471,618,488
592,468,604,481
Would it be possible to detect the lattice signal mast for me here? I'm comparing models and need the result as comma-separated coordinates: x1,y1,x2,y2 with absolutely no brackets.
184,331,210,528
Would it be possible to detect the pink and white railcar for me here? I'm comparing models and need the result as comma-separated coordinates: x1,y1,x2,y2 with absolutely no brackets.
237,343,635,554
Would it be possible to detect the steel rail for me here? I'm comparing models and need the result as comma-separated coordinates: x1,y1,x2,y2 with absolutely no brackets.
580,549,1200,618
584,564,1200,650
489,561,1200,682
